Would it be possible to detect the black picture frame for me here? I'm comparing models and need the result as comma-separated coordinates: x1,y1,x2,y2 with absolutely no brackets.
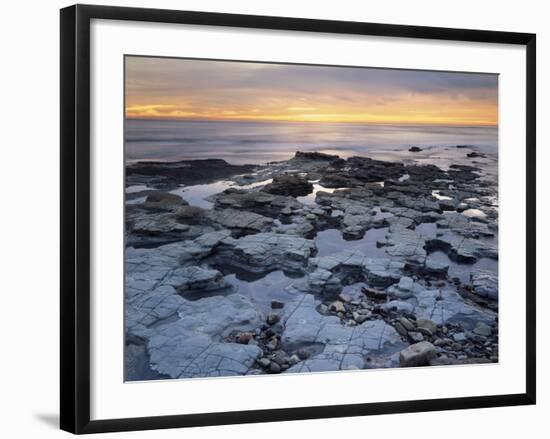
60,4,536,434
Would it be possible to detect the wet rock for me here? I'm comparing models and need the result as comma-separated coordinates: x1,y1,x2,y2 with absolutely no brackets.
426,233,497,262
262,174,314,197
289,354,300,365
398,276,414,291
387,276,419,299
236,332,253,344
129,211,193,237
216,232,316,274
343,225,367,240
175,205,205,224
470,270,498,300
394,322,408,337
257,357,271,368
409,146,422,152
296,347,314,360
271,299,285,309
127,159,256,189
144,191,187,210
399,317,416,332
438,198,459,211
362,287,388,300
473,322,492,337
352,312,369,324
267,313,280,325
414,286,495,330
423,258,450,277
381,300,415,314
272,352,290,366
294,151,341,162
304,250,404,294
382,226,427,264
453,332,467,343
213,189,304,218
329,301,346,314
408,331,424,343
143,294,264,378
281,295,405,371
416,326,433,337
204,208,274,233
467,151,486,158
163,266,229,294
416,318,438,334
399,341,437,367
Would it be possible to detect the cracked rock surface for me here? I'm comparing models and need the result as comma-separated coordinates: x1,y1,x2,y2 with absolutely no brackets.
125,147,499,380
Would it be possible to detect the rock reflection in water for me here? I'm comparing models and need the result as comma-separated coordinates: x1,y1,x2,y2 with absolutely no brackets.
315,228,389,258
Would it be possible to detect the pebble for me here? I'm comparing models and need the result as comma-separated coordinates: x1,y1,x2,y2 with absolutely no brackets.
353,312,369,324
416,326,433,338
269,362,282,373
394,322,408,337
236,332,253,344
473,322,492,337
297,347,312,360
289,354,300,366
450,342,463,351
408,331,424,343
416,318,438,334
257,358,270,368
453,333,467,343
399,317,416,332
272,352,290,365
265,338,278,350
329,301,346,314
338,293,353,303
267,313,280,325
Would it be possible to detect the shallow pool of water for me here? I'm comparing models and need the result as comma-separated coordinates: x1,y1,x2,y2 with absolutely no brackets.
170,181,233,209
183,269,304,314
427,251,498,283
315,228,389,259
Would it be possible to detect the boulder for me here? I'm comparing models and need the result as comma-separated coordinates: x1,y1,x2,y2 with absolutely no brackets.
399,341,437,367
262,174,314,197
144,191,187,209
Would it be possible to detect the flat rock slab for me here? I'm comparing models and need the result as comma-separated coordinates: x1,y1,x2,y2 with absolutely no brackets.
304,249,405,294
281,295,406,372
216,232,316,273
146,294,265,378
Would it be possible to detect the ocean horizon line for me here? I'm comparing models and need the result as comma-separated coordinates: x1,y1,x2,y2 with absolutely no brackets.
124,117,498,129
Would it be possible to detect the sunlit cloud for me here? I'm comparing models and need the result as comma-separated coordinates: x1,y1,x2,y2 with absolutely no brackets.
125,56,498,126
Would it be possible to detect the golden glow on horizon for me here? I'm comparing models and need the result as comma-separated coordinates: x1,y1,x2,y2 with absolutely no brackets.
125,100,497,126
125,57,498,127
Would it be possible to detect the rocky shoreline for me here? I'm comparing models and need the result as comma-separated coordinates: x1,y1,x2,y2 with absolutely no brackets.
124,146,498,380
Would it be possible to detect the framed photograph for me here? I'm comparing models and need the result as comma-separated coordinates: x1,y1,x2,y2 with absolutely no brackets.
60,4,536,434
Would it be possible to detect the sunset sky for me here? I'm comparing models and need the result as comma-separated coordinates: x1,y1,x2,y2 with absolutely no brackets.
125,56,498,126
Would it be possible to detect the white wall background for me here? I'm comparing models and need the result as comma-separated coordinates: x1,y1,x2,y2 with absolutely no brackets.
0,0,546,437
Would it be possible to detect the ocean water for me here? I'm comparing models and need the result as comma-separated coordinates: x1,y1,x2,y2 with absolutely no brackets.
125,119,498,165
